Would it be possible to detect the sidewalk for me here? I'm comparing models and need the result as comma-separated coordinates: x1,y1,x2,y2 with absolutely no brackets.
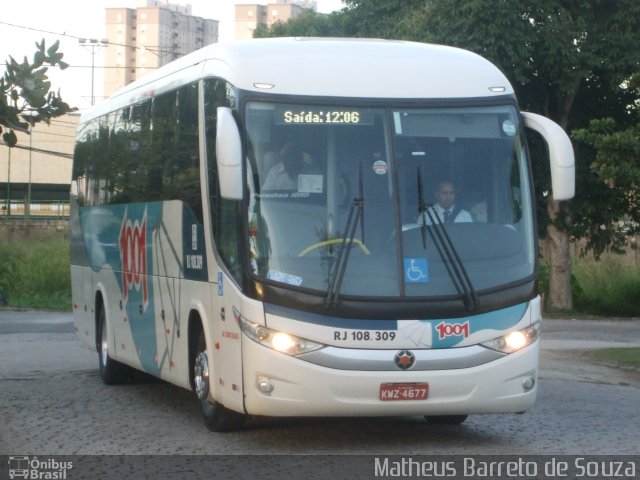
540,317,640,387
540,317,640,350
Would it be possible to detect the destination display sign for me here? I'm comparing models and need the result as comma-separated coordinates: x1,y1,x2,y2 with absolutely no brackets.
276,106,374,125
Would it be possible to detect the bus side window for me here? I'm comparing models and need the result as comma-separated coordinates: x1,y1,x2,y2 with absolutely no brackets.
118,100,152,204
175,83,202,222
204,78,242,281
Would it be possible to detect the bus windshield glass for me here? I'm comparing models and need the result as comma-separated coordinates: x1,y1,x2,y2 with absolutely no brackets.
244,102,535,299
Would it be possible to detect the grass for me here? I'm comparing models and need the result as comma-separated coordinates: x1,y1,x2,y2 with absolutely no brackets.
593,348,640,368
0,237,638,316
572,256,640,317
0,238,71,311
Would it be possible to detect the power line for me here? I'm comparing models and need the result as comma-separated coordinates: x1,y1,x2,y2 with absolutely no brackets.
30,130,76,139
47,121,79,130
50,119,81,125
1,141,73,159
0,19,129,50
0,20,190,56
1,63,159,70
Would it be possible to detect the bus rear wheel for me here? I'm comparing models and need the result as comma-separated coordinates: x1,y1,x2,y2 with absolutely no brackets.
424,415,468,425
97,303,130,384
193,327,245,432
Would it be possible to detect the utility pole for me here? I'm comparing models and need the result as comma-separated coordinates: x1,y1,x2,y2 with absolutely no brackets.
5,146,10,218
79,38,108,106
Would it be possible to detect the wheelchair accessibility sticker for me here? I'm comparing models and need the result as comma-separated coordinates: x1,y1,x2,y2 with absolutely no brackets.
404,258,429,283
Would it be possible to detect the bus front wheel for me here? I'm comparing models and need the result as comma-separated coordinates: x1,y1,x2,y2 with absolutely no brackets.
193,327,245,432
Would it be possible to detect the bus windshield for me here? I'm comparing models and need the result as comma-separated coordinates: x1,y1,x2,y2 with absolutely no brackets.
244,101,535,299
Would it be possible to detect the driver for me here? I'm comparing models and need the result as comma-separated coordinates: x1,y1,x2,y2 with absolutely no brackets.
262,142,306,190
419,180,472,224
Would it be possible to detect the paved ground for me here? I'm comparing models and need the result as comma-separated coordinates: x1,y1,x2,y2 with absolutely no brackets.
1,310,638,385
0,310,639,458
540,317,640,387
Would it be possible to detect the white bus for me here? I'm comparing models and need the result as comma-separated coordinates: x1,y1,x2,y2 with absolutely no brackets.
70,38,574,431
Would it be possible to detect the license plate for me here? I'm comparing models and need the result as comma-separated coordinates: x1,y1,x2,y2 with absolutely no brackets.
379,383,429,401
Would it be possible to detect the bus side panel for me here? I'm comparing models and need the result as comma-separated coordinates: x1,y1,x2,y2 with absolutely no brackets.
71,264,96,350
70,196,96,350
178,279,214,391
79,200,188,380
210,272,247,414
96,270,133,365
170,203,211,389
149,201,184,386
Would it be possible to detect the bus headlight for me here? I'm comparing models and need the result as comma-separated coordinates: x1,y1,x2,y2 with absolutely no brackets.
481,322,540,354
234,307,324,356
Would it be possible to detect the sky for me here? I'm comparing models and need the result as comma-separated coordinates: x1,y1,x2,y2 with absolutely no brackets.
0,0,345,110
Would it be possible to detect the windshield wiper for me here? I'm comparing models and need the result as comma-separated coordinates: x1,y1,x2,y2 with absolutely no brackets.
417,169,478,312
325,163,365,307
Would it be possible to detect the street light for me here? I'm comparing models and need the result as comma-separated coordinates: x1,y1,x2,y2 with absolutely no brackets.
78,38,108,106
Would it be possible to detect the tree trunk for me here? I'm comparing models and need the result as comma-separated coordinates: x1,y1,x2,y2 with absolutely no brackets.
544,196,573,310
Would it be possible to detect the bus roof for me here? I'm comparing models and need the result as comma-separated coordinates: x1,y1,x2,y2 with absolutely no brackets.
82,37,514,122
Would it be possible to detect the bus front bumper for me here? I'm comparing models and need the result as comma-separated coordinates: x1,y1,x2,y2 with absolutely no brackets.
241,337,539,417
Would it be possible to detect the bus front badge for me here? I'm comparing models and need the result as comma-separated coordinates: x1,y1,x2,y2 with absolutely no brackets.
394,350,416,370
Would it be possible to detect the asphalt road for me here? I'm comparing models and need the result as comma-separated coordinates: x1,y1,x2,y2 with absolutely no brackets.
1,310,639,458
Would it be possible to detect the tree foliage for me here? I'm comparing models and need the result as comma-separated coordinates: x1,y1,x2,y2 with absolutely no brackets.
572,72,640,252
416,0,640,262
1,39,76,146
256,0,640,307
254,10,348,38
340,0,429,40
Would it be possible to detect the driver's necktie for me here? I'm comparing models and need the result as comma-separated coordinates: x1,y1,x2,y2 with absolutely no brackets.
443,210,451,223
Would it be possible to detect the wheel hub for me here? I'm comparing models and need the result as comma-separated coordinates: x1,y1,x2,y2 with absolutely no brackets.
194,351,210,400
101,321,108,366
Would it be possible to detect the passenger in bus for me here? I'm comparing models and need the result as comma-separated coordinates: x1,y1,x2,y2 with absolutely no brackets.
262,142,317,190
418,179,473,224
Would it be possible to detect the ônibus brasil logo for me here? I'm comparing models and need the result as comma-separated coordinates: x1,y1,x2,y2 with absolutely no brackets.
119,208,148,309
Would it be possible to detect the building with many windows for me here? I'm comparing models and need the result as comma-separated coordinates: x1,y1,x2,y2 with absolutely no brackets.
2,2,219,220
104,0,218,98
234,0,317,40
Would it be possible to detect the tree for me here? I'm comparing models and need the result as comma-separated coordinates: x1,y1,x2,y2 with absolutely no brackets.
340,0,428,39
256,0,640,310
252,0,427,39
417,0,640,309
572,72,640,246
1,39,76,147
254,10,346,38
338,0,640,310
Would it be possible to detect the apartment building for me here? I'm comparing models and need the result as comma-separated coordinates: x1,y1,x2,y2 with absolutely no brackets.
104,0,218,98
2,3,219,217
235,0,318,40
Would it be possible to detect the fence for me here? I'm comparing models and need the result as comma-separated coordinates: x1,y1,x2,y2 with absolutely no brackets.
1,200,70,219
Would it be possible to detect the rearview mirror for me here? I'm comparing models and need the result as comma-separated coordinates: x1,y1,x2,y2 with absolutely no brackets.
522,112,575,201
216,107,243,200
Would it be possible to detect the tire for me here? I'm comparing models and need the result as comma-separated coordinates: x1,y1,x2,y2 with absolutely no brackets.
193,326,245,432
424,415,468,425
97,303,130,384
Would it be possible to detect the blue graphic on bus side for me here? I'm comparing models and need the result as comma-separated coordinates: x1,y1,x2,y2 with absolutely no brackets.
80,202,165,376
